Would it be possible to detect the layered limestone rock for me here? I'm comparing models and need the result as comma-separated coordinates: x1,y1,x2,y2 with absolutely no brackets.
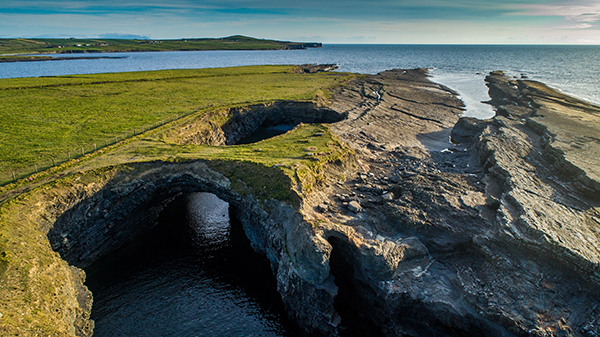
291,69,600,336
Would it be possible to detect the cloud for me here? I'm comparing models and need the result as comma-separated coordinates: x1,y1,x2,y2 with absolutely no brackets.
564,23,594,29
517,0,600,23
0,0,526,21
2,0,600,43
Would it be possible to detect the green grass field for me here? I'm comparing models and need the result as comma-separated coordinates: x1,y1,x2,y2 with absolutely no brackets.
0,65,350,185
0,35,320,55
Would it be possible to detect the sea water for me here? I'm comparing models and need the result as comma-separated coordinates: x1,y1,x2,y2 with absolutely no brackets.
1,44,599,119
85,193,302,336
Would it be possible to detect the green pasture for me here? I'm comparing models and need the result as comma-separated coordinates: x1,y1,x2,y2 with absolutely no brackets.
0,65,350,184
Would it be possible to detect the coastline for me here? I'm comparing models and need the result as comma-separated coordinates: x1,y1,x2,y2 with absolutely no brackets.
1,66,600,335
0,36,323,59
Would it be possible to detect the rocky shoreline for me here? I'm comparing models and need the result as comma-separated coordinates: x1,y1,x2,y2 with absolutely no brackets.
308,69,600,336
282,68,600,335
2,67,600,336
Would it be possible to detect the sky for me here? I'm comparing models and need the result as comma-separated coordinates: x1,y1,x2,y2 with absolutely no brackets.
1,0,600,44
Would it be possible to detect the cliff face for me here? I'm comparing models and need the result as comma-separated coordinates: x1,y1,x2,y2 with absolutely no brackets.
281,69,600,336
3,68,600,336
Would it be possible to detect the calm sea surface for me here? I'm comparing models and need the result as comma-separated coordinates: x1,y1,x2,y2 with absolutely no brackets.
2,44,599,119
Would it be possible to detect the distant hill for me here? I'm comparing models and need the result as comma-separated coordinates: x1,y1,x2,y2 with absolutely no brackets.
0,35,322,55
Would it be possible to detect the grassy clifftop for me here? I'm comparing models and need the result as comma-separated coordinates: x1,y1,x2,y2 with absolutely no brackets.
0,65,349,185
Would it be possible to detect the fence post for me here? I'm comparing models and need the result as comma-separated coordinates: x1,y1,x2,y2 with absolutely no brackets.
34,164,38,173
52,157,55,166
94,143,97,151
68,152,71,160
115,136,118,143
82,147,85,156
12,172,16,182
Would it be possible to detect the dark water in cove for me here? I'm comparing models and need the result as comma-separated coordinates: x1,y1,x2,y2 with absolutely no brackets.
85,193,301,336
236,124,296,145
2,45,599,119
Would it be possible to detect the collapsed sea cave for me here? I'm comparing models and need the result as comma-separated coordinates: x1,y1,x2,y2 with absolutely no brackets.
83,192,301,336
38,99,358,336
40,160,393,336
223,101,346,145
43,165,305,336
171,101,346,146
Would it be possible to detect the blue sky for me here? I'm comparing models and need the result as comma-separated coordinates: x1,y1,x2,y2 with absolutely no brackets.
1,0,599,44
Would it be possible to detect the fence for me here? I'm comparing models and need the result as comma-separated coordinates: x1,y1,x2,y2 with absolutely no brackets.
1,113,186,187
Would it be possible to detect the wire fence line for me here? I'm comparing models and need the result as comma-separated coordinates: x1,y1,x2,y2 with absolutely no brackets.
1,113,185,187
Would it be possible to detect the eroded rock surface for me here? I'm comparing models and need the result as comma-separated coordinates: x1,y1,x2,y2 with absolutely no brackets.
7,68,600,336
290,69,600,336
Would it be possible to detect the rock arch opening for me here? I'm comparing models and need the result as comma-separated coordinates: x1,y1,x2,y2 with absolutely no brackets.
83,192,296,336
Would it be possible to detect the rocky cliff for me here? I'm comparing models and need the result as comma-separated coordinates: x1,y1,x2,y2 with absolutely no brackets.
1,68,600,336
293,69,600,336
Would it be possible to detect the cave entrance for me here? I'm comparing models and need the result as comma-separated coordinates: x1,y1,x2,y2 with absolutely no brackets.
84,192,300,336
328,237,384,337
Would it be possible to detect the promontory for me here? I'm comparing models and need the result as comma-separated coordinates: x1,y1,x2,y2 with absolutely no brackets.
1,64,599,336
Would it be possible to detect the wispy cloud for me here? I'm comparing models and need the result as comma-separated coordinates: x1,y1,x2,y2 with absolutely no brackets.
1,0,600,43
517,0,600,26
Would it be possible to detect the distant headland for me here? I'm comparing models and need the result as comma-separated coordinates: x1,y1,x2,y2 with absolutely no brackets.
0,35,322,62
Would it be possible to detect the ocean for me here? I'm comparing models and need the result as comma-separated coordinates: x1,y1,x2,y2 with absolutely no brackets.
1,44,599,119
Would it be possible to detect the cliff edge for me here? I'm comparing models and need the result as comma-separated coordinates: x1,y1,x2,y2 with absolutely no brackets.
1,67,600,336
288,68,600,336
